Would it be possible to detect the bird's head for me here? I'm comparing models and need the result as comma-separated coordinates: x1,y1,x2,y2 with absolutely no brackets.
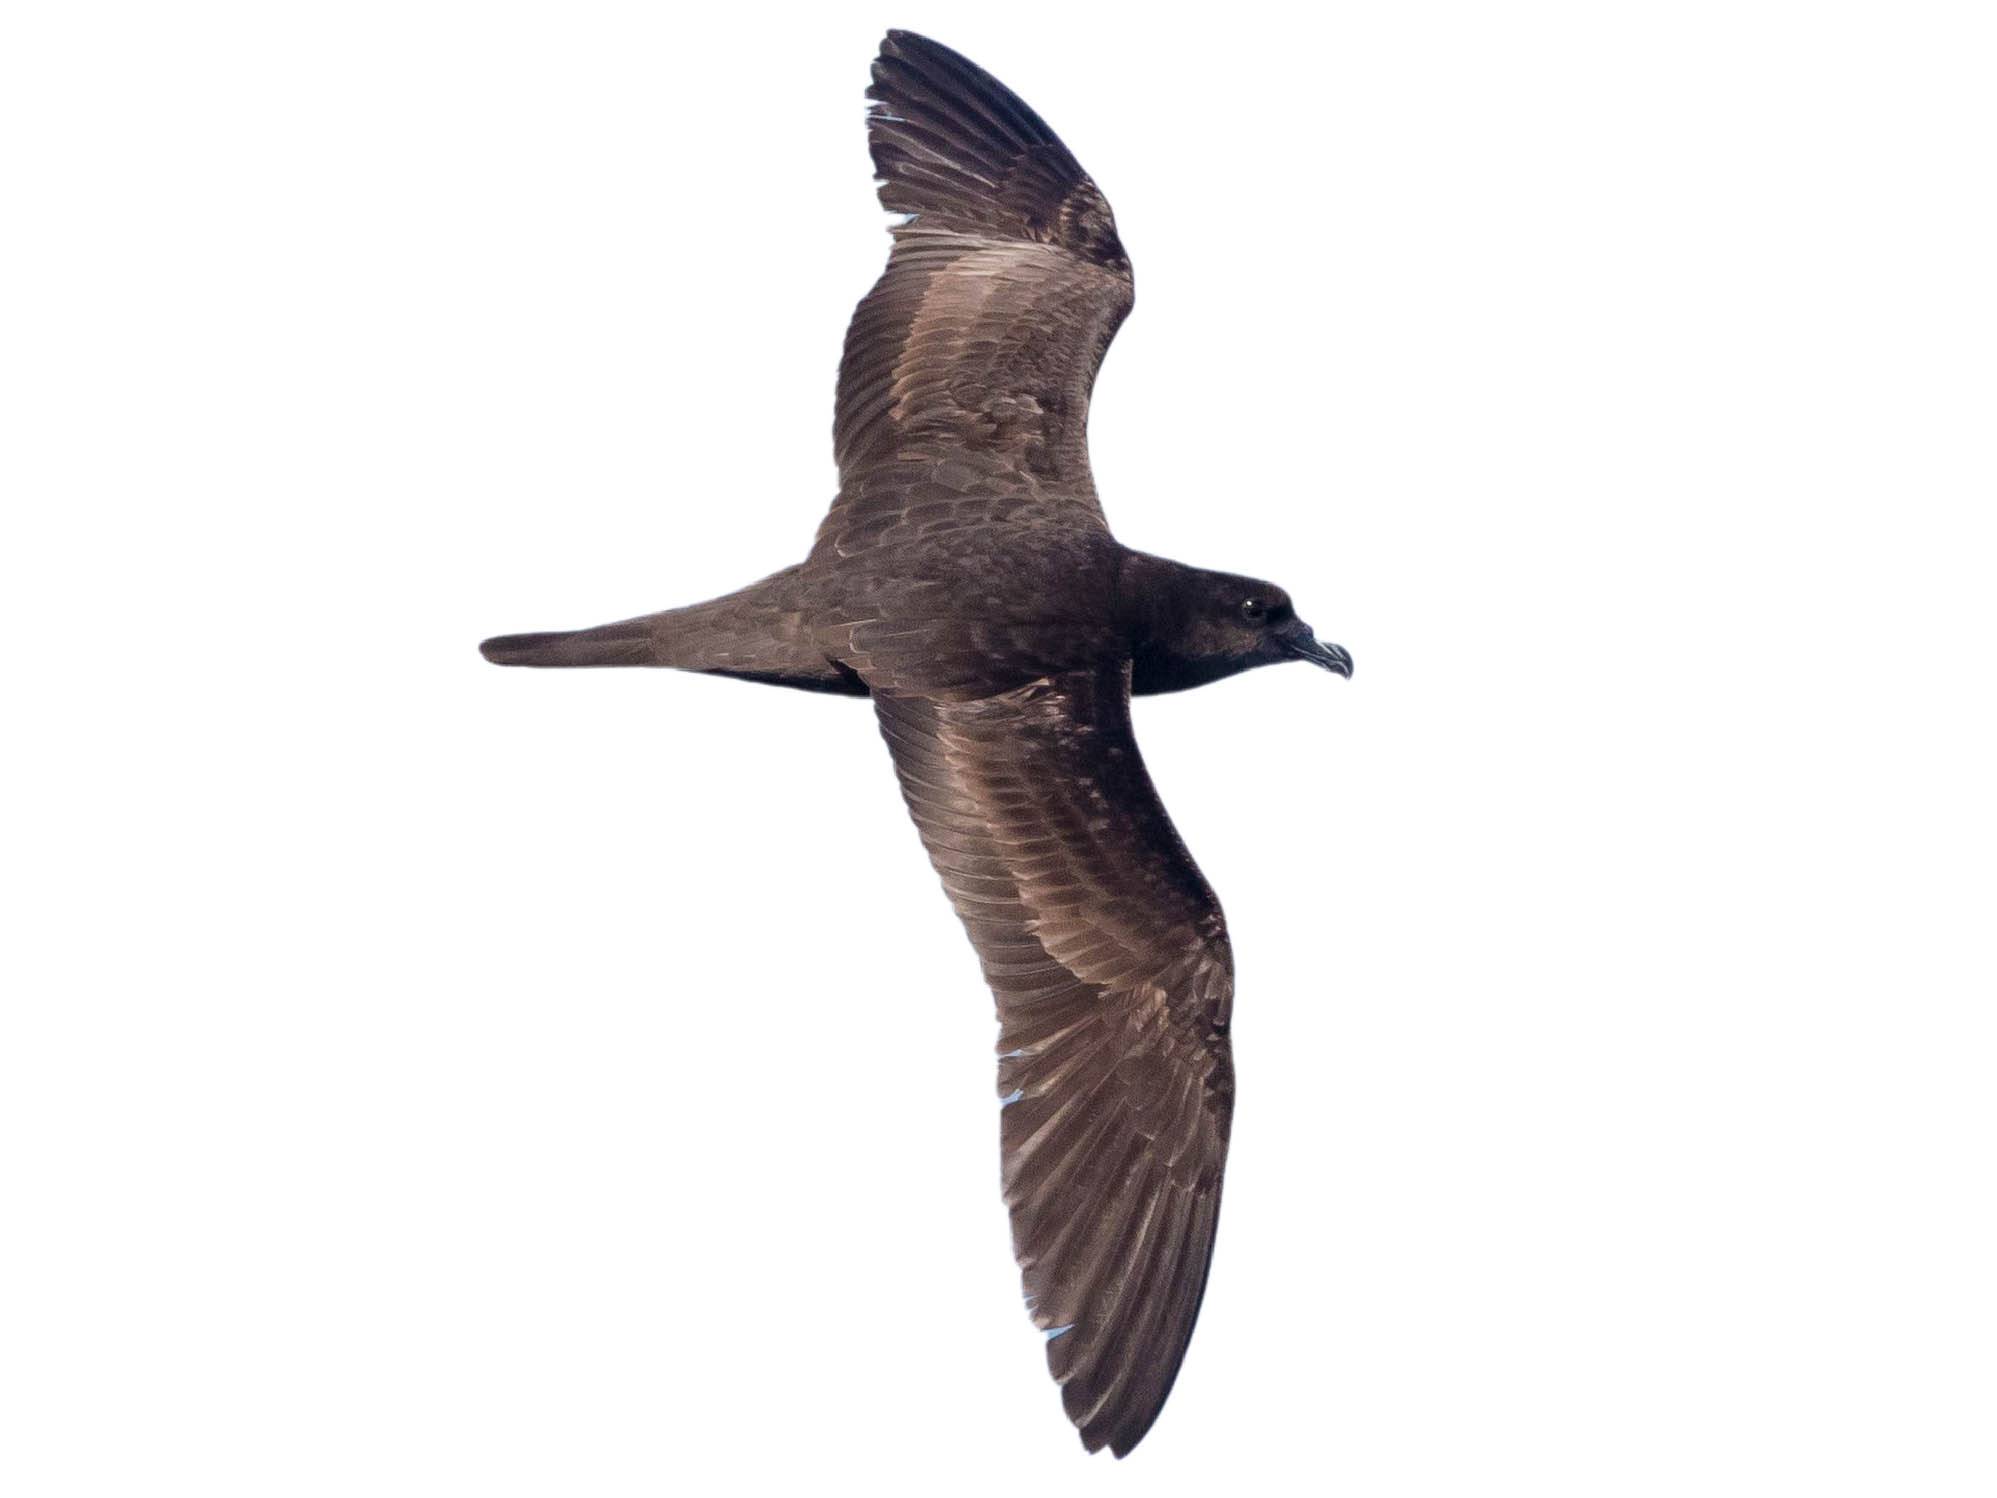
1125,558,1353,694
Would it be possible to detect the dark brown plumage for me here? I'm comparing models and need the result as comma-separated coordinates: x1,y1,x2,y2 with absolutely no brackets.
480,30,1351,1457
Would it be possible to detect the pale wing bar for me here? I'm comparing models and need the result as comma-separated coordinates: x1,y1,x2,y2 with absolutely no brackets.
874,664,1233,1456
819,31,1135,556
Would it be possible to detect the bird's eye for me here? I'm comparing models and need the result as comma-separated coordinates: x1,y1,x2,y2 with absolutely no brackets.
1240,598,1267,624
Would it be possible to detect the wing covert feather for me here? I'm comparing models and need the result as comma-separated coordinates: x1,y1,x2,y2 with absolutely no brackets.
818,31,1135,558
873,664,1233,1456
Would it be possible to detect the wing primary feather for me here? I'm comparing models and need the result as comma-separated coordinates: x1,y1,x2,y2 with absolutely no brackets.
819,31,1133,544
871,665,1233,1454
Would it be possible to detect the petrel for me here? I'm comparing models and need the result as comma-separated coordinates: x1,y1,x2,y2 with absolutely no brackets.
481,30,1352,1456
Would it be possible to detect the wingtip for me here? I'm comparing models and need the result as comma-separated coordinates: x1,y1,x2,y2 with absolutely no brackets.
876,28,931,69
1084,1414,1157,1460
1107,1422,1152,1459
1072,1422,1147,1460
1063,1368,1167,1459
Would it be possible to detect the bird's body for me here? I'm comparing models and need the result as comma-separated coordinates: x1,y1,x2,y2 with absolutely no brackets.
482,31,1350,1457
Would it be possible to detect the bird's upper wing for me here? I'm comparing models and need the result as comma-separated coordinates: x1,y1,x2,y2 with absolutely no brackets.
874,663,1233,1457
816,31,1135,559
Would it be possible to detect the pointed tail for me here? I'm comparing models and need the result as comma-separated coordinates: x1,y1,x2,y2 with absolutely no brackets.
478,566,865,695
479,620,656,668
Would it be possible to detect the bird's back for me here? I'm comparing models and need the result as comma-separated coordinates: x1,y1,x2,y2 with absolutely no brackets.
802,519,1130,698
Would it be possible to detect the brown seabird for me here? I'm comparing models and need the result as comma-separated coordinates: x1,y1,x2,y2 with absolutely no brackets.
481,29,1352,1456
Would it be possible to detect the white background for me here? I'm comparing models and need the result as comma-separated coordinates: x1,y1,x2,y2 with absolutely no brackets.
4,3,1993,1493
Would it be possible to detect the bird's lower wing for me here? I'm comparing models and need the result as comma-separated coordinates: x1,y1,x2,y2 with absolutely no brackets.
873,663,1234,1456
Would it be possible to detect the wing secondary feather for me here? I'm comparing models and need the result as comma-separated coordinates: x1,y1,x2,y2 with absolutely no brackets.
874,663,1233,1456
818,31,1135,559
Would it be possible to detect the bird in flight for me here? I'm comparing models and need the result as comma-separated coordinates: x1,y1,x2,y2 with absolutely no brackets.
481,29,1352,1456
